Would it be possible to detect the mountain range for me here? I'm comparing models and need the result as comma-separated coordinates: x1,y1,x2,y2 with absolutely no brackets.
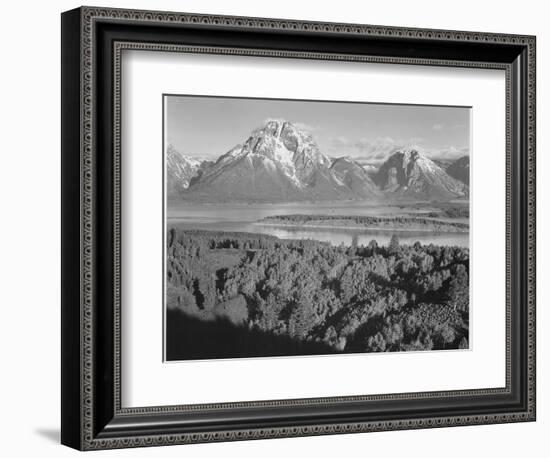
374,149,468,200
167,120,469,203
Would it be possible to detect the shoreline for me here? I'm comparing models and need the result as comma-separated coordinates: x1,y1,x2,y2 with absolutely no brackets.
254,221,469,234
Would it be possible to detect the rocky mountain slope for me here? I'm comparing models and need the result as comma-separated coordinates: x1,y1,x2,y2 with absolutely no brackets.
181,120,381,202
169,121,469,203
330,157,381,198
166,145,204,197
374,148,468,200
446,156,470,185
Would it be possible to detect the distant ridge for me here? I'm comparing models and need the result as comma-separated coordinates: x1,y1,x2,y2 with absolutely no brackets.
169,121,469,203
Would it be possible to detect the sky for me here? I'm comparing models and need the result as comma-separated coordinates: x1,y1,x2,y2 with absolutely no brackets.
165,95,470,165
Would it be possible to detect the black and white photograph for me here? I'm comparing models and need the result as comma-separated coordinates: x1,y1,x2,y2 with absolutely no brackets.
164,95,471,361
54,3,538,452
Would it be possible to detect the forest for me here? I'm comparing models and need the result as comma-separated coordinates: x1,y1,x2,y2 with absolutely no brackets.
259,214,469,232
165,228,469,360
419,207,470,219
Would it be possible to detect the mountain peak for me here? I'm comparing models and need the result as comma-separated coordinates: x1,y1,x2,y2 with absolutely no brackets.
167,144,201,167
250,119,318,151
166,145,205,197
389,147,422,162
375,148,468,199
383,148,439,172
249,119,304,143
180,120,379,202
241,118,331,182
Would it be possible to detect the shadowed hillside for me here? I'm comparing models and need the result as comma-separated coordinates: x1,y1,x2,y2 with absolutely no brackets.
166,310,337,360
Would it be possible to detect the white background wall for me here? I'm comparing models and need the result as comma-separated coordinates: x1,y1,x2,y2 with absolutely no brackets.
0,0,546,456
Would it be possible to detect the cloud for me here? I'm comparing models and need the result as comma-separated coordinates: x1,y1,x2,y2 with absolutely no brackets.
327,134,469,165
330,135,351,147
330,136,398,152
294,122,320,133
259,119,320,134
428,146,470,161
328,135,426,164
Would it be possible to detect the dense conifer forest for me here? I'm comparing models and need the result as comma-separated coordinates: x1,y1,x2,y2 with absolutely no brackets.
166,228,469,360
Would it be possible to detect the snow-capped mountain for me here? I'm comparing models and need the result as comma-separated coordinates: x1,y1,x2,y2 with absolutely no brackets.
167,123,469,203
446,156,470,185
182,120,380,202
375,148,468,200
166,145,204,197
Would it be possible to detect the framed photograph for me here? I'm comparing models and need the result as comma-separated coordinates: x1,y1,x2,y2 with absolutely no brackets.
61,6,536,450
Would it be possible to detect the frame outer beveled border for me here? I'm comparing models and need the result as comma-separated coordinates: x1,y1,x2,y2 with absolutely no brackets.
70,5,535,450
112,43,511,416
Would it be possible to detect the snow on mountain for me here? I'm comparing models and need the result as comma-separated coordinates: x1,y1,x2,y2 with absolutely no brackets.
361,164,378,174
168,123,469,203
166,145,204,197
183,120,379,202
375,148,468,200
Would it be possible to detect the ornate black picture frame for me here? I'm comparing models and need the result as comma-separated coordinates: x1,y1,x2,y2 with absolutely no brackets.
61,6,536,450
